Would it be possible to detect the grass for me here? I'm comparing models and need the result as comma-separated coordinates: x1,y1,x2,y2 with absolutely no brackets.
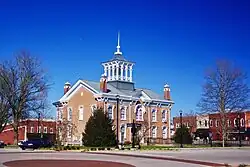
4,145,19,149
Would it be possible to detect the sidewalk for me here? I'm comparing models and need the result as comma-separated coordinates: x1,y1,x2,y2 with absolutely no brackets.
84,151,228,167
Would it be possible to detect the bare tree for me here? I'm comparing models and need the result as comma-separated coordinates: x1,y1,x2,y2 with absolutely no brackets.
56,118,78,146
135,113,151,145
135,120,150,145
183,110,197,134
0,51,51,144
0,95,10,133
198,60,250,147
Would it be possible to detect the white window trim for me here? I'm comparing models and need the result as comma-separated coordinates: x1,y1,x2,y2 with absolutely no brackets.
134,104,145,121
38,126,42,133
120,124,127,142
79,105,84,121
162,126,167,139
227,119,231,127
161,110,167,122
240,118,244,127
152,108,157,122
210,120,213,127
204,120,208,127
234,118,237,127
215,120,219,127
67,107,73,121
91,104,97,116
44,127,48,133
120,106,127,121
107,104,114,120
30,126,34,133
50,128,53,134
152,126,157,138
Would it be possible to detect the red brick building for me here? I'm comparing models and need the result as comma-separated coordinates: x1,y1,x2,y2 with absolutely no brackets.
0,119,56,145
209,112,246,141
173,116,197,134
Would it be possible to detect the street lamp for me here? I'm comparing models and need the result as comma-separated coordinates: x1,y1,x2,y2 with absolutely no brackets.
179,110,183,148
116,95,120,149
209,131,213,147
38,112,41,138
237,113,242,147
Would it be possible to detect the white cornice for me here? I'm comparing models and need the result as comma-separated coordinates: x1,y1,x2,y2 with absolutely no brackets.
59,80,99,102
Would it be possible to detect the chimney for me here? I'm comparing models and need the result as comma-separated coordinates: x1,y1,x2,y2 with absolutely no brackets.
164,84,171,100
100,74,107,93
64,82,71,94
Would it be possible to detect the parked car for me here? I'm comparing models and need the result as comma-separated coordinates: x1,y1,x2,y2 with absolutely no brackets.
18,138,53,150
0,141,5,148
18,140,25,146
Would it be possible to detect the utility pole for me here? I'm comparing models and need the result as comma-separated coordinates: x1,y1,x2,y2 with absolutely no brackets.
237,113,242,147
180,110,183,148
116,95,120,149
132,119,135,148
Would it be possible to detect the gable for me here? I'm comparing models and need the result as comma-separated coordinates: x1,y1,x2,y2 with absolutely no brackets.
141,90,152,100
59,80,99,102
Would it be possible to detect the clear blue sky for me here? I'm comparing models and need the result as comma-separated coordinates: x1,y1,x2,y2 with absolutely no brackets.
0,0,249,118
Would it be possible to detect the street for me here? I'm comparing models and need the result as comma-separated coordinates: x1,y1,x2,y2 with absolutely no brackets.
0,148,250,166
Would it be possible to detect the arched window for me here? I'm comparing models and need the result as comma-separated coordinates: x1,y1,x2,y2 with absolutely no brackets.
215,120,219,127
205,120,208,127
162,110,166,121
227,119,232,127
91,104,97,116
107,105,113,119
79,105,84,121
67,107,72,121
209,119,213,127
234,118,237,127
152,126,157,138
120,124,126,143
152,109,157,122
135,105,143,121
120,106,126,120
240,118,244,127
162,126,167,139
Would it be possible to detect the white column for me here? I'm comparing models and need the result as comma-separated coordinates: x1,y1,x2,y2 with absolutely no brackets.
120,64,124,81
104,65,108,76
112,64,115,80
116,64,119,80
125,65,128,81
129,65,133,82
108,65,111,81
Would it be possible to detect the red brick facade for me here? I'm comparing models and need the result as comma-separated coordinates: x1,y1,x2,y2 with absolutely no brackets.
173,116,197,134
0,119,56,145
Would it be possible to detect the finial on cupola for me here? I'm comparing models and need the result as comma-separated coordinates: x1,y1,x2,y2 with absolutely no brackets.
114,31,122,55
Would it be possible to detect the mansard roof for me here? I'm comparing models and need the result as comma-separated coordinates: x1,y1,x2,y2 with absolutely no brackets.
56,79,174,105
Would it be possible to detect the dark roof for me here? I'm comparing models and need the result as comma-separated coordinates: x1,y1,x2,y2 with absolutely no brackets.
83,80,167,100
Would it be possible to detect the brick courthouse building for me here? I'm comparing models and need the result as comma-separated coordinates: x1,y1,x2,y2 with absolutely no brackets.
53,34,175,145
